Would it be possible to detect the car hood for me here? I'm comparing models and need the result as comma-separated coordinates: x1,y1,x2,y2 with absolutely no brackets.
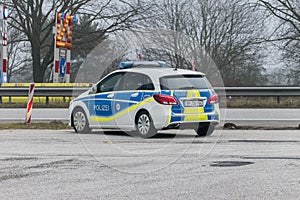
75,90,89,99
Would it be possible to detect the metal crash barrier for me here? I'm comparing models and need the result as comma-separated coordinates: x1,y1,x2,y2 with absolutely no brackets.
0,85,300,104
0,83,91,104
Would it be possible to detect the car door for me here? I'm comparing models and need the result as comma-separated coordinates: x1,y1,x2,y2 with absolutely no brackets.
113,72,155,129
88,72,124,128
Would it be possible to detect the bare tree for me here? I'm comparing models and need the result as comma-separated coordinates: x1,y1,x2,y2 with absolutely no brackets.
143,0,267,86
4,0,150,82
259,0,300,41
6,24,31,82
259,0,300,85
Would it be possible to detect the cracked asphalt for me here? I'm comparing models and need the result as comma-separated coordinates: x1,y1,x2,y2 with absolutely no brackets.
0,129,299,200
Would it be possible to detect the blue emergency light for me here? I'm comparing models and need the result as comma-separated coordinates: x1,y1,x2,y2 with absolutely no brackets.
157,61,167,68
118,61,167,69
119,61,134,69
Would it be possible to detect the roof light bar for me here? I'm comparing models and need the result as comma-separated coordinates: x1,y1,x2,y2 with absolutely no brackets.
118,61,167,69
119,62,134,69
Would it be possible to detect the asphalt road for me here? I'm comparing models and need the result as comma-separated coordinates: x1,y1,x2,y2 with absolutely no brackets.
1,108,300,127
0,129,299,199
0,108,68,123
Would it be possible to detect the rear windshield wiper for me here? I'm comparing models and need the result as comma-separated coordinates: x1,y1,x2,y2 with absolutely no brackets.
178,86,197,90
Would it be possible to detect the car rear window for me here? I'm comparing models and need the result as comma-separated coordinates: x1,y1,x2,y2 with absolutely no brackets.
160,75,212,90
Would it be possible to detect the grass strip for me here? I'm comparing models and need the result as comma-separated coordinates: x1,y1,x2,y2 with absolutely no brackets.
0,121,71,130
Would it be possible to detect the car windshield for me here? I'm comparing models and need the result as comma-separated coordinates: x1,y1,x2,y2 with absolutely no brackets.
160,75,212,90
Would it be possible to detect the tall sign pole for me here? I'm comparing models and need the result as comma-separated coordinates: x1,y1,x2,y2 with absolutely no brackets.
0,5,8,83
53,12,76,83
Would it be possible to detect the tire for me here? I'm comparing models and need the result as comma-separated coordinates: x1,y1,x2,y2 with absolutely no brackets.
135,111,157,138
72,107,91,133
195,124,215,137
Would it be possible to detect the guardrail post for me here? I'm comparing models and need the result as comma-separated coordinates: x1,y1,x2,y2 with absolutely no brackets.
46,96,49,105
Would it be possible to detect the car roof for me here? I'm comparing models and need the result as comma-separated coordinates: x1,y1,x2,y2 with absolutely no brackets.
113,67,206,78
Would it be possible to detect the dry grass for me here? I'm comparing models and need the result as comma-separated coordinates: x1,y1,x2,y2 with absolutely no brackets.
0,121,71,130
226,97,300,108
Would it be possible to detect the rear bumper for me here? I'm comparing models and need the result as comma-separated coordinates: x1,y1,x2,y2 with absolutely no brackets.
152,110,220,130
163,121,219,130
169,112,219,122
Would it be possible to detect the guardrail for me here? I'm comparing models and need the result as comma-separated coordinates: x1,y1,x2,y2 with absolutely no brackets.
215,87,300,97
0,87,87,97
0,87,300,104
0,87,88,104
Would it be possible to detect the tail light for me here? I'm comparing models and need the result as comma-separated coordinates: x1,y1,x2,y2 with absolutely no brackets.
153,94,178,105
208,94,218,104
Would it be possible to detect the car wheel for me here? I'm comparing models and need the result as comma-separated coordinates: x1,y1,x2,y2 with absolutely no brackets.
195,124,215,137
72,108,91,133
135,111,157,138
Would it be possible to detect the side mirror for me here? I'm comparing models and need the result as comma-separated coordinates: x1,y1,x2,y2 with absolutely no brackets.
89,85,97,94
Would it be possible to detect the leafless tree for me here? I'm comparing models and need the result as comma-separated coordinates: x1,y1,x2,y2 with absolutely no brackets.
3,0,151,82
6,24,32,82
142,0,267,86
259,0,300,85
259,0,300,41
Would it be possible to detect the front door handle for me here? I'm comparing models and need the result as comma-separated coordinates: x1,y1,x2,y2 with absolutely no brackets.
131,93,139,97
107,93,114,98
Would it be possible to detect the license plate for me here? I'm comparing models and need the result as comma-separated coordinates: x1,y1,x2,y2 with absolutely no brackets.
183,99,204,107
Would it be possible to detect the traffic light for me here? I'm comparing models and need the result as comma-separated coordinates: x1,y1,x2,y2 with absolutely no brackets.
55,12,75,49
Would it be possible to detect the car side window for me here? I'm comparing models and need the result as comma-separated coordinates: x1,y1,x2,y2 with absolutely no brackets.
97,72,123,93
117,72,155,91
138,75,155,90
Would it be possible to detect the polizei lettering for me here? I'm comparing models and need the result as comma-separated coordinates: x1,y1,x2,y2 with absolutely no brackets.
94,105,110,112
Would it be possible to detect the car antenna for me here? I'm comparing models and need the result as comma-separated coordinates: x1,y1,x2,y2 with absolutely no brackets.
174,62,178,71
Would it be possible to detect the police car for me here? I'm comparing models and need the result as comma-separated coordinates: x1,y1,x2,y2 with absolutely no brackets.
69,61,220,137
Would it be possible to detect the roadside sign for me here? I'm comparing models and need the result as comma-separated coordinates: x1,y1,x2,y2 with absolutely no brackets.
59,57,66,77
